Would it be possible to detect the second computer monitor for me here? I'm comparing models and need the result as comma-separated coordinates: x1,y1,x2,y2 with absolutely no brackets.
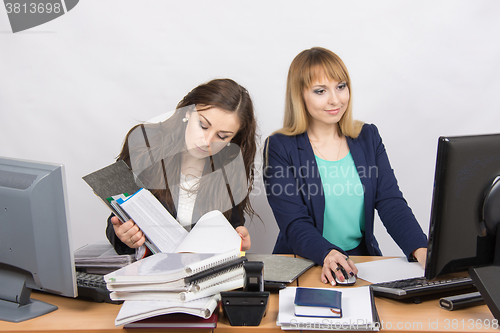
425,133,500,280
0,157,77,323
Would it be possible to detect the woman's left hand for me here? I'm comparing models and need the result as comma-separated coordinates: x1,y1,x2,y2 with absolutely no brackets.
236,226,251,251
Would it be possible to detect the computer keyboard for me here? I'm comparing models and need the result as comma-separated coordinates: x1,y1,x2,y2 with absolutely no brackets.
370,276,476,301
76,271,122,304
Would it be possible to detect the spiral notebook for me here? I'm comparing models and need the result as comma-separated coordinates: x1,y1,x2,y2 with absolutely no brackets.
104,249,242,284
110,269,244,302
123,311,219,329
107,256,247,292
115,294,221,326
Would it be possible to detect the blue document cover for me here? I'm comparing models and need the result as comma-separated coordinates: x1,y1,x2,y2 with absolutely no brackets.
294,287,342,318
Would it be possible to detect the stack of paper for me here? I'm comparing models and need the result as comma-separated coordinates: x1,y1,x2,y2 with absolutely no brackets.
101,205,247,305
104,250,246,303
74,241,135,274
115,294,221,327
277,287,379,331
84,162,246,326
106,250,246,327
123,311,219,329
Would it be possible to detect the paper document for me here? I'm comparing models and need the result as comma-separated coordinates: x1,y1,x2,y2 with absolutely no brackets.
104,250,242,284
74,241,134,268
115,294,221,326
118,189,242,254
355,257,424,284
117,188,188,253
174,210,242,253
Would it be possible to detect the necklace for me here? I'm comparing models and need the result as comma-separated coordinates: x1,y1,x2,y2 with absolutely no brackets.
310,134,343,161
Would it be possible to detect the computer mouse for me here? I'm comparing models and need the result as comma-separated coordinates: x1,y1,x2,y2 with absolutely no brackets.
334,265,356,286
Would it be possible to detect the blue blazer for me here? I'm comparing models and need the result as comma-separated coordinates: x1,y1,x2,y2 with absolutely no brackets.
263,123,428,265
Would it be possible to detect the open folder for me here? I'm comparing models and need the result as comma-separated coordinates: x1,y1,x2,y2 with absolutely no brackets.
116,189,241,254
245,254,314,284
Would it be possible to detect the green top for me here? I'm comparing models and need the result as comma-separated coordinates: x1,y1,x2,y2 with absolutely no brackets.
315,152,365,251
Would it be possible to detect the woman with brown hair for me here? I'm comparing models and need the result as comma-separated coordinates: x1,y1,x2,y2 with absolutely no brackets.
263,47,427,285
107,78,258,254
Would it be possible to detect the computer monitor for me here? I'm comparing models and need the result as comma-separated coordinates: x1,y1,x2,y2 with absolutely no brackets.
425,133,500,280
0,157,77,323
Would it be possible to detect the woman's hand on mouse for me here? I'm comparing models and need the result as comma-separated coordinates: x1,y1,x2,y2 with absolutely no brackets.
111,216,146,249
322,249,358,286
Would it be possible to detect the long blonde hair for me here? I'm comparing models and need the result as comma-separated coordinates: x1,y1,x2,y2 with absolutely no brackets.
275,47,363,138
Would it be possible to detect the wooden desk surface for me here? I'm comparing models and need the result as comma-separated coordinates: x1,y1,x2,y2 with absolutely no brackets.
0,256,497,333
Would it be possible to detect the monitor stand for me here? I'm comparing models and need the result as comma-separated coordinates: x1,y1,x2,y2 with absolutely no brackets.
0,299,58,323
469,204,500,322
0,270,58,323
470,265,500,321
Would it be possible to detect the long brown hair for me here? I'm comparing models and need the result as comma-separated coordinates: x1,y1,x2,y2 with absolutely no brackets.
276,47,363,138
118,78,258,225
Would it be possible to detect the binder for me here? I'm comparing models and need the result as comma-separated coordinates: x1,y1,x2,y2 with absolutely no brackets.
106,252,246,302
107,256,247,292
114,294,221,326
110,271,244,302
104,250,242,284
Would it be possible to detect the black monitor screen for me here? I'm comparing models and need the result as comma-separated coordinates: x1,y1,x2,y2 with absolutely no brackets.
425,133,500,280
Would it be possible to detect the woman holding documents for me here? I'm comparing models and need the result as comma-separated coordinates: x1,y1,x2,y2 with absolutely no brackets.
107,78,258,254
263,47,428,285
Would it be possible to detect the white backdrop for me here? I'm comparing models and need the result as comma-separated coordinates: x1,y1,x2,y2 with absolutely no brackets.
1,1,499,256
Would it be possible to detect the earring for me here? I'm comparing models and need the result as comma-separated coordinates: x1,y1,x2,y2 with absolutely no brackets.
182,117,188,123
227,143,230,147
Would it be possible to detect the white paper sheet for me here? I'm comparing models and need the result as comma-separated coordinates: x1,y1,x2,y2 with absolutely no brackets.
355,257,424,284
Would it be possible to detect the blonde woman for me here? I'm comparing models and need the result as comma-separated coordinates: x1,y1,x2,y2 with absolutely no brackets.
263,47,427,285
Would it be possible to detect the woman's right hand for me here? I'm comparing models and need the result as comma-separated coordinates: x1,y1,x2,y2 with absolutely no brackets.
321,249,358,286
110,216,146,249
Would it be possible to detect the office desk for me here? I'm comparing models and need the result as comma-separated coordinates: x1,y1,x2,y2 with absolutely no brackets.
0,256,497,333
